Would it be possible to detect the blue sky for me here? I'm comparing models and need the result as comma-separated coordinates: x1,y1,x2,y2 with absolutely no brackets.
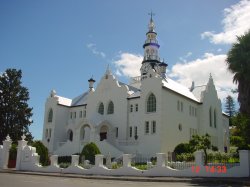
1,0,249,140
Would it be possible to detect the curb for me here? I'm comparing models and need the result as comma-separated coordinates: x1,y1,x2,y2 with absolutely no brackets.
0,170,250,185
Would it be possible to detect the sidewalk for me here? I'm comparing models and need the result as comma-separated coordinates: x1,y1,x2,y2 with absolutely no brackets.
0,169,250,186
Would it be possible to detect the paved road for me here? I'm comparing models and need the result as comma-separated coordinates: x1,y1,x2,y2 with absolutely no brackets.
0,173,247,187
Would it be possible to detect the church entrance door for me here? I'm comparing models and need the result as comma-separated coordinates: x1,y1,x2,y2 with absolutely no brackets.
100,125,108,141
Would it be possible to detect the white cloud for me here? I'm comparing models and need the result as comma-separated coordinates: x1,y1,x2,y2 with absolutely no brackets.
86,43,106,58
112,53,143,77
169,53,237,101
179,52,193,63
201,0,250,44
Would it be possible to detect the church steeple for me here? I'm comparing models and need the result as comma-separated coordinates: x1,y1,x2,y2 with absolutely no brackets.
140,13,167,78
142,12,160,63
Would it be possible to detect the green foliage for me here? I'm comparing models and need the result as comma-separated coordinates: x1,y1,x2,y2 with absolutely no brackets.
226,30,250,117
231,113,250,148
224,95,236,126
80,142,101,164
58,156,72,164
189,133,211,165
0,69,33,143
176,153,194,162
207,152,239,163
59,162,71,168
174,143,194,155
31,141,49,166
211,145,218,151
9,144,17,160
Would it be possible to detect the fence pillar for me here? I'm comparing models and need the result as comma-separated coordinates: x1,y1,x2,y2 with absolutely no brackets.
156,153,166,167
195,151,204,166
16,135,28,170
50,155,58,167
239,150,250,177
95,154,104,167
123,154,131,167
71,155,79,166
0,135,12,169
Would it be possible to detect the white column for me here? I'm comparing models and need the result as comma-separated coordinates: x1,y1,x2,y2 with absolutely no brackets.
239,150,250,176
71,155,79,166
195,151,204,166
1,135,12,169
95,154,104,167
122,154,131,167
16,135,27,170
50,155,58,167
156,153,166,167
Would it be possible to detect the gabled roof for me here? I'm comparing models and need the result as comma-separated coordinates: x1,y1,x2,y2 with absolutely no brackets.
162,78,199,103
71,92,89,106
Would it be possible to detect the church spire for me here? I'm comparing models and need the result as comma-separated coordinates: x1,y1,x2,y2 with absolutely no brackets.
148,11,155,32
142,12,160,64
140,13,168,78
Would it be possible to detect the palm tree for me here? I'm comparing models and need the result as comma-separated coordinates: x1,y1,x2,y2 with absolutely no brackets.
226,30,250,117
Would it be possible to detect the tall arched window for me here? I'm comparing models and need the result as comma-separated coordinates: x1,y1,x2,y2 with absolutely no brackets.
48,108,53,122
68,130,73,141
147,93,156,112
209,107,212,127
107,101,114,114
98,102,104,115
214,109,217,128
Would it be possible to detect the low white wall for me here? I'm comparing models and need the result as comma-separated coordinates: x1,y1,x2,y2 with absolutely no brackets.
3,137,250,178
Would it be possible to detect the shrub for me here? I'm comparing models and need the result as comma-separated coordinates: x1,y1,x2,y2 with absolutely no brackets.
80,142,101,164
9,144,17,160
58,156,72,164
211,145,218,151
32,141,49,166
176,153,194,162
174,143,193,155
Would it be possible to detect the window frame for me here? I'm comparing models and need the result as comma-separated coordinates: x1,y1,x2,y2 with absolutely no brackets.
146,93,156,113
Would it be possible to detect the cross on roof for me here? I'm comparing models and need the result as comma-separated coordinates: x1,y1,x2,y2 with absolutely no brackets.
148,11,155,20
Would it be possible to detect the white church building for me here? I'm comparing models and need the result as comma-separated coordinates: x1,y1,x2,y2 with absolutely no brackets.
42,16,229,158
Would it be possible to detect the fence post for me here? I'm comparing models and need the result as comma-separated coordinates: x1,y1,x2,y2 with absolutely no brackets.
71,155,79,166
239,150,250,177
16,135,28,170
123,154,131,167
0,135,12,169
95,154,104,167
156,153,166,167
50,155,58,167
195,151,204,166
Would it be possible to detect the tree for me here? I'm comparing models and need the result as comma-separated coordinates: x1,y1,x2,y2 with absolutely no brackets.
224,95,236,126
189,133,211,165
226,30,250,117
0,69,33,143
173,143,194,155
230,113,250,149
225,95,236,117
32,141,49,166
80,142,101,164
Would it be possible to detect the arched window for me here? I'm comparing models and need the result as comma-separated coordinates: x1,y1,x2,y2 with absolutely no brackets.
209,107,212,127
107,101,114,114
48,108,53,122
147,93,156,112
68,130,73,141
98,102,104,115
214,109,217,128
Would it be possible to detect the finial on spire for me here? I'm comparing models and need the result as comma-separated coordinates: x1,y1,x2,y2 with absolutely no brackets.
148,11,155,21
148,11,155,32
